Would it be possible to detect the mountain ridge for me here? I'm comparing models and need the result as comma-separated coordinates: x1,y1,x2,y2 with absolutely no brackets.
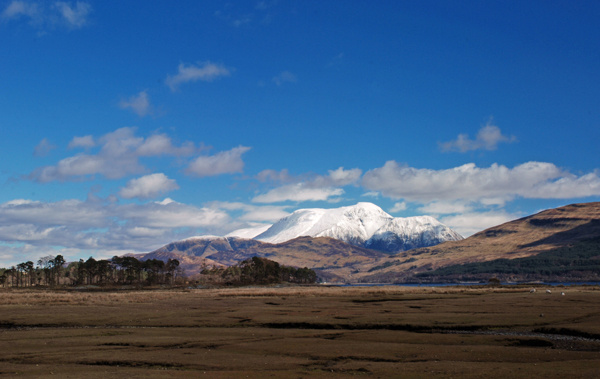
247,202,463,252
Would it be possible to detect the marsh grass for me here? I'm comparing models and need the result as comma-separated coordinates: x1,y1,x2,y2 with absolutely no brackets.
0,289,175,305
1,285,599,378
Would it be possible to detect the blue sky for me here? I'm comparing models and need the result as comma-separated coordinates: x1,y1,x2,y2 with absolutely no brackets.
1,1,599,266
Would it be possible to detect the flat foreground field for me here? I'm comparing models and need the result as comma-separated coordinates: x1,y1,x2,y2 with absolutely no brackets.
1,285,599,378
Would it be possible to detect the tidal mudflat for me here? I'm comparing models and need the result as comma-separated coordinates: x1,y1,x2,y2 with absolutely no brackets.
1,285,599,378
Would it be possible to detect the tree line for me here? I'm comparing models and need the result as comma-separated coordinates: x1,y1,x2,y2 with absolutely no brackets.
0,255,182,287
1,255,319,288
200,256,318,285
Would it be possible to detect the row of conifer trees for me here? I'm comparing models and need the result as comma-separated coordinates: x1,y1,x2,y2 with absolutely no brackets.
1,255,319,287
0,255,181,287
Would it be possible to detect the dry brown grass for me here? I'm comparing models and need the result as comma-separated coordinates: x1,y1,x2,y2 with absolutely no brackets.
1,285,599,378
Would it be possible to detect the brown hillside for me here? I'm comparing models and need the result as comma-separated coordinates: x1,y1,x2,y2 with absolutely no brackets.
357,202,600,282
135,236,386,281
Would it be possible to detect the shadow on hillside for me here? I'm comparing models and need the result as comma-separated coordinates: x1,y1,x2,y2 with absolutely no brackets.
520,219,600,249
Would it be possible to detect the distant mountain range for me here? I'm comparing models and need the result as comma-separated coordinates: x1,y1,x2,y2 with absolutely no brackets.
134,202,600,283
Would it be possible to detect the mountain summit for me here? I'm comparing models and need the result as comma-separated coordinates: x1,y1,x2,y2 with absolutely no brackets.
241,202,462,253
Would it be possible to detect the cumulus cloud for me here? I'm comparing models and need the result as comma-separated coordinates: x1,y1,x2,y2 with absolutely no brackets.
361,191,380,198
166,62,231,91
2,1,91,30
440,211,520,237
119,173,179,199
272,71,297,86
119,91,152,117
1,1,37,20
440,122,516,152
389,202,407,213
186,146,251,177
33,138,56,157
0,199,107,231
252,167,361,204
68,135,95,149
325,167,362,186
0,197,232,266
256,169,293,183
361,160,600,205
418,201,474,215
136,134,198,157
54,1,91,28
119,200,230,229
30,128,144,181
207,201,290,223
253,183,344,203
30,128,202,182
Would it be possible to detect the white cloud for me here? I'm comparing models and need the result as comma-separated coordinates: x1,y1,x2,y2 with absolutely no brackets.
33,138,56,157
31,134,145,182
54,1,91,28
418,201,473,215
272,71,297,86
156,198,176,205
256,169,293,183
68,135,95,149
389,202,407,213
166,62,231,91
440,211,520,237
530,172,600,199
0,197,233,266
253,183,344,203
207,201,290,223
119,201,230,229
30,128,202,182
136,134,198,157
119,90,152,117
2,1,91,30
252,167,360,204
325,167,362,186
440,121,516,152
186,146,251,177
361,191,380,198
119,173,179,199
0,199,107,231
1,1,37,20
361,160,600,205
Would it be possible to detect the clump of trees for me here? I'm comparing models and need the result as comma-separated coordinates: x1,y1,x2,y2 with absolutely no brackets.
0,255,66,287
200,256,318,285
0,255,182,288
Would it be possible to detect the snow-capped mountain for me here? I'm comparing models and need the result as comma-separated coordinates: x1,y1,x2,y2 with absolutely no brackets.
248,202,462,253
365,216,463,252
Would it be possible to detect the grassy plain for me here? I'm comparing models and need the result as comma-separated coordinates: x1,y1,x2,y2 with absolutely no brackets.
1,285,599,378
